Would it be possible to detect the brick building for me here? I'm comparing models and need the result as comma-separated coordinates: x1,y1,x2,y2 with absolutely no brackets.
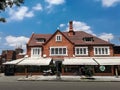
3,21,120,76
0,48,25,75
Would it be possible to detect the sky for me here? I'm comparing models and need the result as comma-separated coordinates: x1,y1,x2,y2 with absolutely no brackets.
0,0,120,54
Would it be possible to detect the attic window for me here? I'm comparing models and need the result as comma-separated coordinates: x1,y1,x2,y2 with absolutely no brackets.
36,38,45,43
56,34,62,41
83,37,94,42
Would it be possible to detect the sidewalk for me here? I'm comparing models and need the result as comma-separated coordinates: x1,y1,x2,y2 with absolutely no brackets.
17,75,120,82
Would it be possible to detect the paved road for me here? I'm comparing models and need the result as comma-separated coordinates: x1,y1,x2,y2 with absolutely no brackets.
0,81,120,90
0,75,120,90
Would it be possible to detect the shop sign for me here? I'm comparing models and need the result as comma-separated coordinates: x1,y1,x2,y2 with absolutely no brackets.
99,65,105,71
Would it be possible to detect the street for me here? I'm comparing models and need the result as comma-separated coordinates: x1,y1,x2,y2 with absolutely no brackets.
0,76,120,90
0,74,120,90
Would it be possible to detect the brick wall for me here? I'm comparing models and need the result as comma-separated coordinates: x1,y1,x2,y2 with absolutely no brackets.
43,31,74,59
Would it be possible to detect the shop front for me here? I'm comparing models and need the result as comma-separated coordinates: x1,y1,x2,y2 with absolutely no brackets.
3,57,52,76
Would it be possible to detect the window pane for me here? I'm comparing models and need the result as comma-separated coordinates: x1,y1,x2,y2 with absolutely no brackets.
38,49,40,55
63,48,66,54
76,48,79,54
75,47,88,55
56,35,62,41
98,48,101,54
50,47,67,56
32,48,41,57
83,48,86,54
55,48,58,54
51,48,54,54
105,48,108,54
94,47,110,55
95,48,97,54
59,48,62,54
102,48,104,54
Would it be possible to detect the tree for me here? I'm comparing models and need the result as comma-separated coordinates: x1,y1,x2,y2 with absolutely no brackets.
0,0,24,23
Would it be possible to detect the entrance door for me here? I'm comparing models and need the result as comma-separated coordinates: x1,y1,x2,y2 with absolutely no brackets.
55,61,62,73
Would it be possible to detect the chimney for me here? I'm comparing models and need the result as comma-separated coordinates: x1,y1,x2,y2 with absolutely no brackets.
68,21,75,36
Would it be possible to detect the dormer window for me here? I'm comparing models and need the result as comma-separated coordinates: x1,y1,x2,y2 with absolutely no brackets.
36,38,45,43
83,37,94,42
56,34,62,41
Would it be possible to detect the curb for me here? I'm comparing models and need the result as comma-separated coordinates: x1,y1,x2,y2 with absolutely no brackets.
17,77,120,82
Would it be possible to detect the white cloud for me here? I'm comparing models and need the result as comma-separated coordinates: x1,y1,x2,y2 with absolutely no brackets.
7,3,43,22
8,6,34,21
5,36,29,49
45,0,65,8
64,21,95,35
96,0,120,7
32,3,43,11
61,20,115,42
45,0,65,5
59,24,65,28
99,33,114,41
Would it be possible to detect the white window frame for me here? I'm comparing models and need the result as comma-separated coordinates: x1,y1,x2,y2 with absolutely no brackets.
56,34,62,41
31,47,42,57
94,46,110,55
50,46,67,56
75,47,88,56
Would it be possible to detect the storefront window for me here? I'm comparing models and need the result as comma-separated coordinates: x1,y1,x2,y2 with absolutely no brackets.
94,65,112,73
64,66,79,73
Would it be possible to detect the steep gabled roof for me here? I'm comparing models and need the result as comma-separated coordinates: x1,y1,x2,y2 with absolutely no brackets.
27,31,113,47
44,30,74,45
63,31,113,45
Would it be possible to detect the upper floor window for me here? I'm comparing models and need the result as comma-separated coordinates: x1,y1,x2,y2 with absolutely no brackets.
31,47,41,57
56,35,62,41
50,46,67,56
94,46,110,55
75,47,88,55
36,38,45,43
83,37,94,42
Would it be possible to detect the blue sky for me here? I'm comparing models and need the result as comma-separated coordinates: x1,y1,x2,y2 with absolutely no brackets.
0,0,120,53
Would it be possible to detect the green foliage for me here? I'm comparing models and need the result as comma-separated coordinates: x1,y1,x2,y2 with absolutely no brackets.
0,17,6,22
0,0,24,23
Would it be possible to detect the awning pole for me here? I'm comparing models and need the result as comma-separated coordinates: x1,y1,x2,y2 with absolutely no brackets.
25,66,28,78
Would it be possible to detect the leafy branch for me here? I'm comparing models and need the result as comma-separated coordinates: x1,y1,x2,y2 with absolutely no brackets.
0,0,24,23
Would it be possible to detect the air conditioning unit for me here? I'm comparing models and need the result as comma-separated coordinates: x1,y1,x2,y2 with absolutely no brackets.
43,54,47,58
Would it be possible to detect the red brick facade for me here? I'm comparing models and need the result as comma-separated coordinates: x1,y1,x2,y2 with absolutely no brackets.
43,31,74,59
25,21,120,76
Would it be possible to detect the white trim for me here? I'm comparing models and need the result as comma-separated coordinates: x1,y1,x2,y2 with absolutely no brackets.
31,47,42,57
93,46,110,55
50,46,68,56
75,46,88,56
56,34,62,41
